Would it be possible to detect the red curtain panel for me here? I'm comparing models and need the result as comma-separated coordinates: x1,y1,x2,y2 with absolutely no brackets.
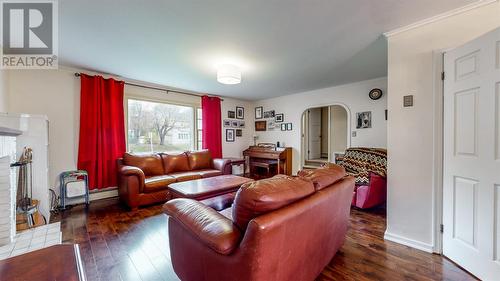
77,74,126,190
201,96,222,158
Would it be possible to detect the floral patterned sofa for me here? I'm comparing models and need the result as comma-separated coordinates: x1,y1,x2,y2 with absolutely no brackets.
337,147,387,209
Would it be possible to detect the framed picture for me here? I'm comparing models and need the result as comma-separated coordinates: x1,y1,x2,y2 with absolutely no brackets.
286,123,293,131
236,107,244,119
255,107,263,119
228,111,236,119
239,121,245,128
267,120,276,130
231,120,239,127
255,121,267,131
264,110,275,118
223,120,231,127
275,113,284,123
226,129,235,142
236,129,242,137
356,111,372,129
281,123,287,131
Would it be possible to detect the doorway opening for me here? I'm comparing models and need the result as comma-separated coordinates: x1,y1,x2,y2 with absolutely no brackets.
302,105,349,168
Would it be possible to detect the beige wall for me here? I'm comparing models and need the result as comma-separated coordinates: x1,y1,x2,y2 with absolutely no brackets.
330,105,348,154
321,107,328,155
6,67,252,194
0,70,8,112
386,1,500,251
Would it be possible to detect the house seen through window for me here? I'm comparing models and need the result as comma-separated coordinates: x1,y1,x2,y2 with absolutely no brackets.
127,99,197,153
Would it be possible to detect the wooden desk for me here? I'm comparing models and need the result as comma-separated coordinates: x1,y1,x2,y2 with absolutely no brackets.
226,158,246,176
0,244,86,281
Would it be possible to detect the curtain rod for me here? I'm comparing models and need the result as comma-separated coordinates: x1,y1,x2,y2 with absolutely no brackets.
74,73,224,101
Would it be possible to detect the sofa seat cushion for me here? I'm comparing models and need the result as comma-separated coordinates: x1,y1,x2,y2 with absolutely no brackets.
298,164,346,190
232,175,315,231
197,169,223,178
161,153,191,174
187,150,213,170
123,153,164,176
144,175,176,193
170,171,202,182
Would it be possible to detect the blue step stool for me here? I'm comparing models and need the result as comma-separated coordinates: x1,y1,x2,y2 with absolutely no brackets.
59,170,89,209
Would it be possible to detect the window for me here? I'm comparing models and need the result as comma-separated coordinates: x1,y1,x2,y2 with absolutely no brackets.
127,99,196,153
196,108,203,150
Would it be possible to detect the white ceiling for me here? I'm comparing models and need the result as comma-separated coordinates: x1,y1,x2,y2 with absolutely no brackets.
59,0,477,100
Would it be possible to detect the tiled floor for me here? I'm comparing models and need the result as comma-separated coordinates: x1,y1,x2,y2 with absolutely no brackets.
0,222,62,260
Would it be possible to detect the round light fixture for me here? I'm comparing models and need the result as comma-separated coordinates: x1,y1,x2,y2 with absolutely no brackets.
217,64,241,85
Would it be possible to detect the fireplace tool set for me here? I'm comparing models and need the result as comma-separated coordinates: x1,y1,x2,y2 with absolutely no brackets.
10,147,38,229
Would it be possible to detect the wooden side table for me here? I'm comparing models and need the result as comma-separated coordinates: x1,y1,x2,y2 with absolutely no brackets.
226,158,246,176
0,244,86,281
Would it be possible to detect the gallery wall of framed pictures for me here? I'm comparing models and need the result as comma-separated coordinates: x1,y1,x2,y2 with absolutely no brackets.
225,106,246,142
254,106,291,132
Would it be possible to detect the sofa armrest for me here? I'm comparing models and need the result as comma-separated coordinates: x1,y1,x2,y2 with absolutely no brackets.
163,199,242,255
120,165,145,179
118,165,146,208
212,158,232,174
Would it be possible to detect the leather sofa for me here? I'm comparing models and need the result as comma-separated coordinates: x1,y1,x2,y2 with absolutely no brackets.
117,150,231,210
163,164,354,281
336,147,387,209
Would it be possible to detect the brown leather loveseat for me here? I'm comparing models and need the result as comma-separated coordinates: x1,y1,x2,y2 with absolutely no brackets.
163,164,355,281
117,150,231,210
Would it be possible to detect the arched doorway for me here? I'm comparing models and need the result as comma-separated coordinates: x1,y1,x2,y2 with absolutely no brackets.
301,104,350,168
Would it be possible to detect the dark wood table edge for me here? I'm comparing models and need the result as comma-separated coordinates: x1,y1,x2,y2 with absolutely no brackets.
167,175,253,199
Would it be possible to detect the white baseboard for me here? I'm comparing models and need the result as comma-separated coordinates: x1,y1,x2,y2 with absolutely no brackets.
64,188,118,206
384,231,434,253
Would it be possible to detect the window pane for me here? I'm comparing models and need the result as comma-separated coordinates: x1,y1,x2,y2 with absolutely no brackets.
128,99,194,153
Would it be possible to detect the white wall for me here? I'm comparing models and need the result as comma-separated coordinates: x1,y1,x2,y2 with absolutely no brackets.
220,99,254,158
331,105,348,154
254,77,387,174
386,1,500,252
0,70,8,112
6,67,252,196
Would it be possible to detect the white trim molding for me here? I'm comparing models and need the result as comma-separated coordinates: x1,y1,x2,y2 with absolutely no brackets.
384,231,434,253
383,0,499,37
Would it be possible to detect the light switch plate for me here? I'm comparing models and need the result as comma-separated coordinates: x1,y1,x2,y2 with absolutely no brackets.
403,95,414,107
352,131,357,137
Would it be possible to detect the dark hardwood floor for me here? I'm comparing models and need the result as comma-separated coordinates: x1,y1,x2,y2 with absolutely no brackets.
51,198,476,281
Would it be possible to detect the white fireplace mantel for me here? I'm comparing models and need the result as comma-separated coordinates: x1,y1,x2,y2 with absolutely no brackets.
0,113,50,223
0,128,19,246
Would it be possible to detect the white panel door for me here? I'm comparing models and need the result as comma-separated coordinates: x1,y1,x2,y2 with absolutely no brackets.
443,27,500,281
307,108,322,160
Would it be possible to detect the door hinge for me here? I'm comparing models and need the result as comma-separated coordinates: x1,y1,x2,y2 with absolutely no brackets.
441,72,445,81
440,224,444,233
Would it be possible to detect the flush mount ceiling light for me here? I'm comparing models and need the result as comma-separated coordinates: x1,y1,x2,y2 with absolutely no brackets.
217,64,241,85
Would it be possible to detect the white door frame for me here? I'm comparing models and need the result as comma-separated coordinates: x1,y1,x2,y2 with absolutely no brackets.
432,49,446,254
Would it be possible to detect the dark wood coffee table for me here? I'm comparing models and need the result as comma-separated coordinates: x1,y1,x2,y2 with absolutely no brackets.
0,244,86,281
168,175,253,201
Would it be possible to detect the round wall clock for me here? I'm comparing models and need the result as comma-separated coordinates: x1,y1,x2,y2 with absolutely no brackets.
369,88,383,100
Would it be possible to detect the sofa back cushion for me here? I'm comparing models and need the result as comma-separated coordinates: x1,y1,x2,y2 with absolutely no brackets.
297,164,346,190
187,150,212,170
340,148,387,178
123,153,164,176
232,175,315,231
162,153,191,174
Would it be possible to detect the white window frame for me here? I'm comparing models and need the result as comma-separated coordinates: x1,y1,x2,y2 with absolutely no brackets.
124,96,202,153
